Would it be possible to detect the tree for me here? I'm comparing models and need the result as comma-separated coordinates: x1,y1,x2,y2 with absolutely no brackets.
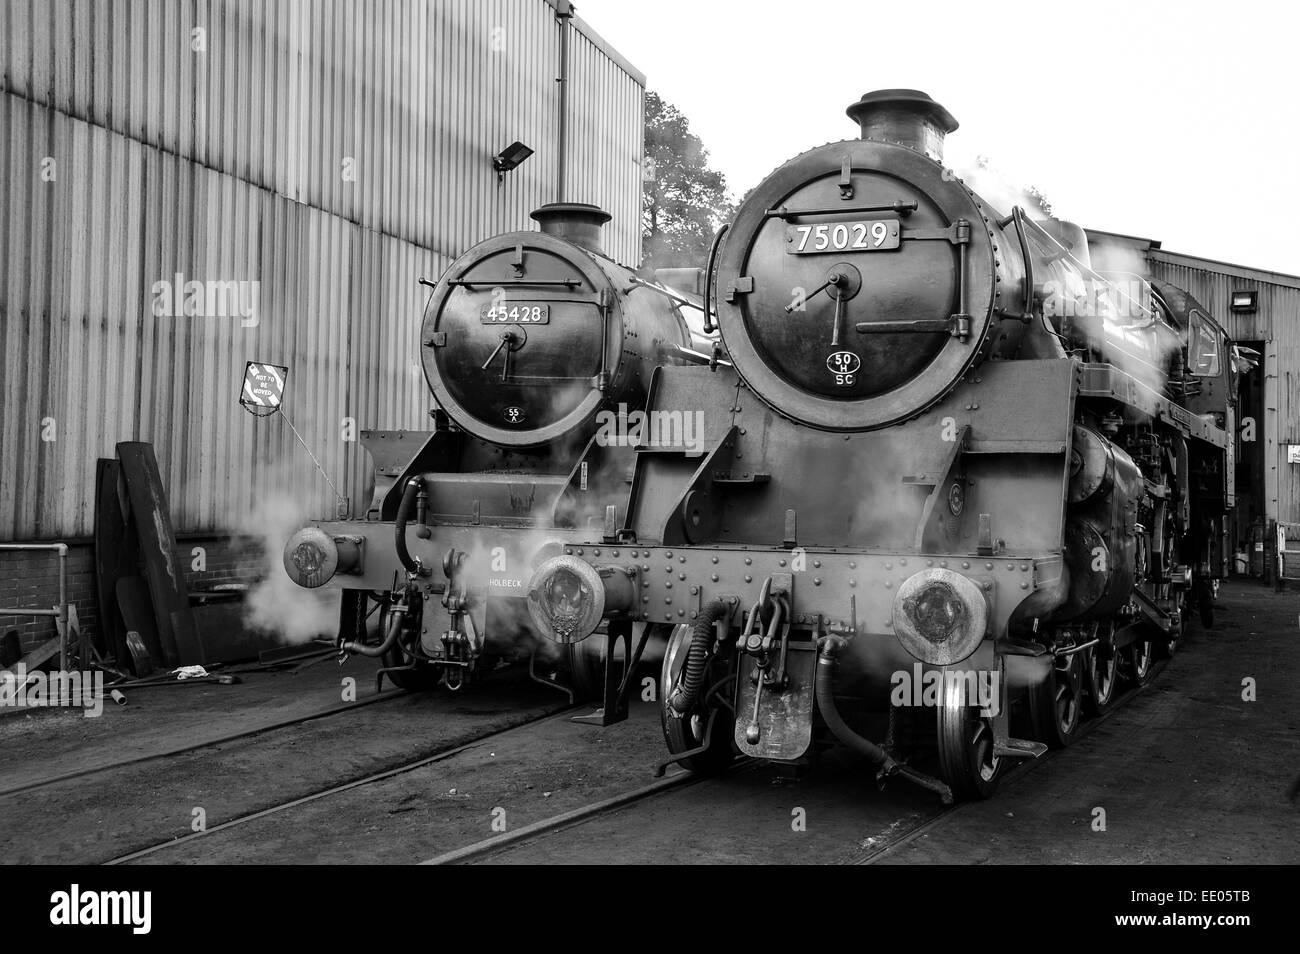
642,92,733,271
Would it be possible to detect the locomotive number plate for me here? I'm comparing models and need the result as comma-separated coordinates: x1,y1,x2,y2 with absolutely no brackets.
786,219,900,254
481,303,550,324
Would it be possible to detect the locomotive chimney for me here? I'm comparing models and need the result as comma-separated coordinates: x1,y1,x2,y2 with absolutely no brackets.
845,89,958,162
531,202,612,254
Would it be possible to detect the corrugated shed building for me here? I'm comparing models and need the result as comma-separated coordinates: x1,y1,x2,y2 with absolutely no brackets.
0,0,645,650
1090,228,1300,574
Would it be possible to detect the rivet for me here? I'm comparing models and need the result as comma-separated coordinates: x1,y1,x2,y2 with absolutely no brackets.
576,548,584,555
711,573,719,582
612,550,619,557
665,581,672,589
940,561,948,568
565,548,572,555
1007,564,1015,571
679,572,686,580
962,562,971,569
779,559,787,567
813,578,821,586
665,597,673,604
744,574,752,583
885,562,892,570
680,556,686,563
678,609,685,616
665,551,673,559
1020,582,1029,589
849,561,857,569
885,581,892,589
745,558,753,566
900,558,907,566
593,548,601,556
642,564,650,572
849,579,856,587
985,563,994,570
665,565,672,572
926,560,933,567
642,596,650,603
1020,564,1029,571
711,556,719,564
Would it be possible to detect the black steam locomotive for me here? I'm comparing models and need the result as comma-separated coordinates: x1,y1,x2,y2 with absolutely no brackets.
282,203,707,696
524,90,1242,799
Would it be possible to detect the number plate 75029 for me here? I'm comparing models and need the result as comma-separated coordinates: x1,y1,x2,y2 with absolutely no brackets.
786,219,900,254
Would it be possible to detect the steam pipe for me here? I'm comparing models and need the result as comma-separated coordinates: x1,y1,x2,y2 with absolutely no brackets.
342,602,403,657
815,636,954,803
394,478,431,577
666,599,729,715
1006,561,1070,640
556,4,572,201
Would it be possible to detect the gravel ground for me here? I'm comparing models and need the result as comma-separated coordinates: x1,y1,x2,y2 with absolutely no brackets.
2,579,1293,865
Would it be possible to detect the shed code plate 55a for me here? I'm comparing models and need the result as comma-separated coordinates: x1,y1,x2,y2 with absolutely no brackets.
481,303,550,324
786,219,900,254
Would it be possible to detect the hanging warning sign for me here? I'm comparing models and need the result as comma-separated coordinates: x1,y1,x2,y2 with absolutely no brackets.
240,362,288,411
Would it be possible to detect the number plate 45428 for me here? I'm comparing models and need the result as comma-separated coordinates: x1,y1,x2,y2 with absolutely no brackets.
786,219,900,254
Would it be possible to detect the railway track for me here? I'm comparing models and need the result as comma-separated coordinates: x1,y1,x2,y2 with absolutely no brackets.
422,769,713,865
0,687,411,800
423,663,1169,866
844,676,1154,865
103,705,576,865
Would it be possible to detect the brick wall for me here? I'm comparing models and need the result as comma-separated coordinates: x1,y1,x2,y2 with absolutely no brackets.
0,535,264,660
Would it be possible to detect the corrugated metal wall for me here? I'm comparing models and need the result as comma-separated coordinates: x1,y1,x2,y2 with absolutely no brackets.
0,0,645,540
1150,251,1300,525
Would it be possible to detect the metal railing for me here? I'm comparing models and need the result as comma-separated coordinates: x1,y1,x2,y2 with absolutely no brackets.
0,543,75,671
1279,523,1300,584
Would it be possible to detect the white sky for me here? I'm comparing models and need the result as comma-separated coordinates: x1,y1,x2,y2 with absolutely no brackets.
577,0,1300,275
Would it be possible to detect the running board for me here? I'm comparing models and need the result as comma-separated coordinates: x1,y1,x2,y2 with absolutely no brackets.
994,737,1048,760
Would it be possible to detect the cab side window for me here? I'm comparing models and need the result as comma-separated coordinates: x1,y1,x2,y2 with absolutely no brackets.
1188,310,1221,377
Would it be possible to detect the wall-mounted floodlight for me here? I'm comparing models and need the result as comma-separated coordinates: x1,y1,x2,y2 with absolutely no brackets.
493,141,534,181
1230,290,1258,313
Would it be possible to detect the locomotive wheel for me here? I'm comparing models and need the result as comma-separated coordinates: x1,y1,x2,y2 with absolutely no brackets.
381,649,442,690
565,629,612,703
1121,637,1156,687
366,600,441,691
1028,652,1082,749
1198,585,1215,629
660,623,735,775
1082,642,1118,717
377,607,441,691
935,682,1002,800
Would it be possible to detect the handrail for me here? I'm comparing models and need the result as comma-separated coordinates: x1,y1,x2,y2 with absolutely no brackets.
0,542,73,671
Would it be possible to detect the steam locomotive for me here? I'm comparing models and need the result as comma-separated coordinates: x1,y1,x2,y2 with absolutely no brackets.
281,203,708,699
523,90,1242,799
